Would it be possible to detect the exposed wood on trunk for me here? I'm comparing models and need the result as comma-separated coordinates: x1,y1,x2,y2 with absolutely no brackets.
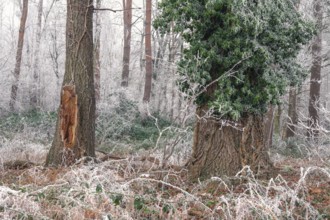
9,0,29,111
121,0,132,87
142,0,152,102
60,85,78,148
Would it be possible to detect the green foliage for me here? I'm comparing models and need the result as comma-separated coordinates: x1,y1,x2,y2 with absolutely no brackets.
96,184,103,193
0,110,56,132
162,203,172,213
13,214,34,220
96,96,174,150
110,193,123,206
0,99,174,150
154,0,314,120
131,112,172,141
282,138,309,158
134,197,144,210
273,137,309,158
0,110,56,141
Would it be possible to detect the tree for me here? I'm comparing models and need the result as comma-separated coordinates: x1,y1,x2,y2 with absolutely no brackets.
142,0,152,102
264,105,275,148
285,87,298,139
121,0,132,87
30,0,43,108
46,0,95,166
307,0,323,140
9,0,29,111
94,0,101,102
284,0,300,140
155,0,314,180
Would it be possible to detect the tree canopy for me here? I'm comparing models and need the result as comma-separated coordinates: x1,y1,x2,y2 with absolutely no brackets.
154,0,314,120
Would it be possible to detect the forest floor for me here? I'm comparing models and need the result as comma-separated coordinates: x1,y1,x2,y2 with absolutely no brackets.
0,109,329,219
0,155,329,219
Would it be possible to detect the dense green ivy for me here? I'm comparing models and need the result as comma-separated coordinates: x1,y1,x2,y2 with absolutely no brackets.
154,0,314,120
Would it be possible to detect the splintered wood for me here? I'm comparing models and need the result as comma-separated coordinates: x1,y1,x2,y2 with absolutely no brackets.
60,85,78,148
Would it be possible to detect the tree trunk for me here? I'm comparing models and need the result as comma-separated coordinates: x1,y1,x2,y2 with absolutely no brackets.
94,0,101,102
274,104,282,137
264,105,274,148
188,107,272,181
121,0,132,87
142,0,152,102
30,0,43,108
9,0,28,111
307,0,322,140
46,0,95,166
285,87,297,139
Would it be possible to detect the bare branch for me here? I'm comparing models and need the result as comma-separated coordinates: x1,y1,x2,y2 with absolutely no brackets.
93,7,141,13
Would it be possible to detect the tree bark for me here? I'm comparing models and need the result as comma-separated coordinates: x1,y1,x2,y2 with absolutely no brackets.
46,0,95,166
142,0,152,102
30,0,43,108
121,0,132,87
274,104,282,137
264,105,274,148
285,87,297,139
94,0,101,102
187,107,273,181
9,0,29,111
307,0,322,140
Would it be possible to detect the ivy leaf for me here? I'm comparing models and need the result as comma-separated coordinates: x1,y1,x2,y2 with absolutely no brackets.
134,197,144,210
96,184,102,193
111,194,123,206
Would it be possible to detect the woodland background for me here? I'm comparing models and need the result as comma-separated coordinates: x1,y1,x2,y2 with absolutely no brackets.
0,0,329,219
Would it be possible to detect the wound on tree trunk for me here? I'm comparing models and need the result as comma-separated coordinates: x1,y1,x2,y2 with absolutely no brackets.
60,85,78,148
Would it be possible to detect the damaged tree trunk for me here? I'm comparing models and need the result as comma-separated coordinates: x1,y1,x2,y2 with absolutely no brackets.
60,85,78,148
187,107,273,181
46,0,95,166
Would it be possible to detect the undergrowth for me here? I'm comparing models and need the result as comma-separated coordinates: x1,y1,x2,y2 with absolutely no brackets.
96,96,180,153
0,110,56,144
0,98,179,153
0,160,329,219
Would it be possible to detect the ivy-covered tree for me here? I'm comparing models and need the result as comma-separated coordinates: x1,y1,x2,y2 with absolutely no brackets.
155,0,314,180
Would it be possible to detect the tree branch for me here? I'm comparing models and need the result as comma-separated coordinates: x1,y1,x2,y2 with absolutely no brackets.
93,7,141,13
